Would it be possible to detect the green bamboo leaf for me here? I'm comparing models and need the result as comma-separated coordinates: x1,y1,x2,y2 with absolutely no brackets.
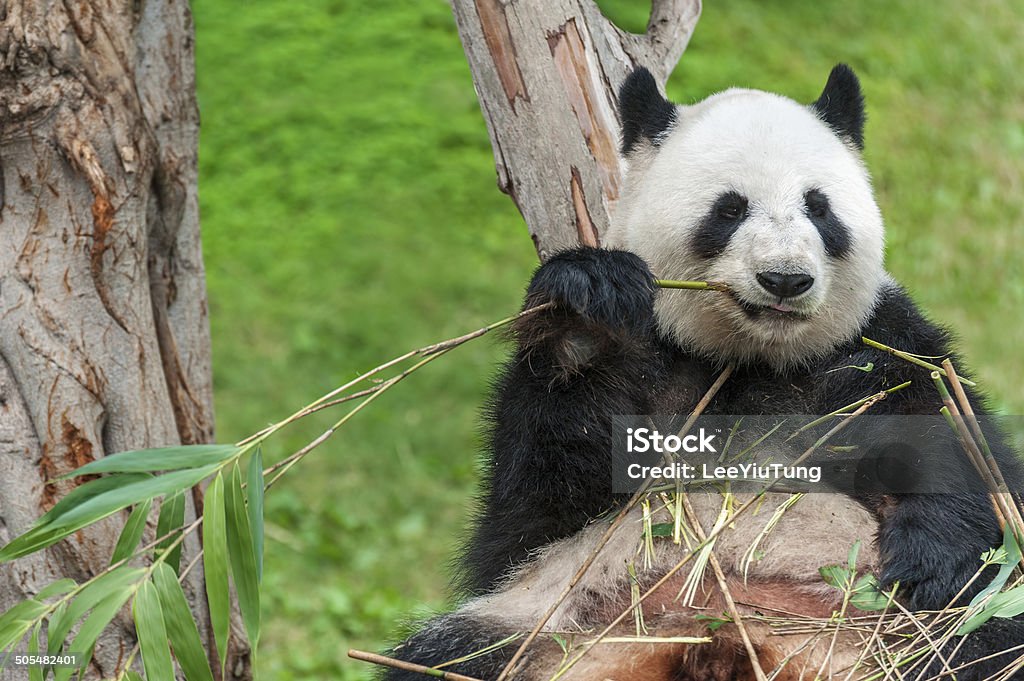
850,574,891,611
46,601,67,654
1,468,216,564
156,491,186,574
818,564,850,589
152,563,215,681
960,585,1024,635
28,620,42,681
47,567,146,657
33,578,77,602
122,671,145,681
203,473,230,675
134,580,175,681
63,444,239,478
969,525,1021,608
0,599,47,652
225,463,260,647
40,474,151,524
0,475,149,563
246,449,265,582
56,585,137,681
648,522,674,537
991,586,1024,618
51,464,220,532
111,499,153,565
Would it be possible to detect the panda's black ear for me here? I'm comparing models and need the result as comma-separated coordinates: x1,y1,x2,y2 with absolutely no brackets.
812,64,866,150
618,67,677,156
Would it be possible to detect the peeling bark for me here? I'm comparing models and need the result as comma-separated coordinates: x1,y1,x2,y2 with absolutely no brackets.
0,1,247,679
451,0,700,259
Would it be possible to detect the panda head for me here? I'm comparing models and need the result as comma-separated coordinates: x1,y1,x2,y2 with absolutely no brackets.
606,65,886,369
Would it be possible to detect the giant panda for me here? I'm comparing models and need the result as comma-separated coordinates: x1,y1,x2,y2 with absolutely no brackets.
379,65,1024,681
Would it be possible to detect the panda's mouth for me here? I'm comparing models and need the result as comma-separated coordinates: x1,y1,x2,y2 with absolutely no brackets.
736,298,812,320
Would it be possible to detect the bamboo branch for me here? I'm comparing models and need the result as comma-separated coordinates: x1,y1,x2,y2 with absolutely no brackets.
656,278,732,293
861,337,976,387
681,495,768,681
348,650,483,681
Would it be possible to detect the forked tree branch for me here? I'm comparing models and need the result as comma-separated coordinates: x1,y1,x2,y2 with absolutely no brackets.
450,0,700,260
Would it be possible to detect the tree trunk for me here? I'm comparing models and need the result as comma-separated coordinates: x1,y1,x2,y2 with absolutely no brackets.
0,1,249,679
450,0,700,259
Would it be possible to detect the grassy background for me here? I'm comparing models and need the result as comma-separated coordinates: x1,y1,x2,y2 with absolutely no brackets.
193,1,1023,678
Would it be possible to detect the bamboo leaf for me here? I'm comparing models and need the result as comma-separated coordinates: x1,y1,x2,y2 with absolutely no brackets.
50,464,220,532
134,580,175,681
39,474,151,524
648,523,674,537
56,584,137,681
203,473,230,675
46,601,67,654
1,468,216,564
0,599,47,652
156,491,186,574
960,585,1024,635
33,578,77,602
246,448,265,582
991,586,1024,618
0,475,149,563
28,620,42,681
850,574,890,611
968,525,1021,609
818,564,850,589
47,567,146,657
63,444,239,478
152,563,215,681
225,463,260,647
111,499,153,565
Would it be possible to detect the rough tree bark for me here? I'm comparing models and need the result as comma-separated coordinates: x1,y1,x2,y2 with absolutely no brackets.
0,2,249,679
450,0,700,259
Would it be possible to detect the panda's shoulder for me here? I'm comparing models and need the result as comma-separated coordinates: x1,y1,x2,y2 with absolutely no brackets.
860,276,953,357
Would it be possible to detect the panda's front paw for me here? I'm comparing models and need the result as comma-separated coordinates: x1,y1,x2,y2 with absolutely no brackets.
879,525,994,610
526,247,656,331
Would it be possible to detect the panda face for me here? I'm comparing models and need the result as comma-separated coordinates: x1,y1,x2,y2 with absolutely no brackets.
606,67,886,369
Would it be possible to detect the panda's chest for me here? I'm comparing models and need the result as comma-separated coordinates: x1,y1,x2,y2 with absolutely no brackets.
651,354,826,416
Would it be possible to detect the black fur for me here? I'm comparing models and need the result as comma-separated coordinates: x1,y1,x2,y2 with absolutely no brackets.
618,67,677,155
812,63,866,149
804,188,852,258
459,248,659,594
691,191,750,259
384,247,1024,681
380,615,517,680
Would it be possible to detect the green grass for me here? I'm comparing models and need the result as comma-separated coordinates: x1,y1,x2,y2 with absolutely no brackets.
193,1,1023,678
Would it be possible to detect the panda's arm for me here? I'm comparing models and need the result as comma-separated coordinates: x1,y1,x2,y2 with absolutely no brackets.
850,284,1024,609
457,247,666,595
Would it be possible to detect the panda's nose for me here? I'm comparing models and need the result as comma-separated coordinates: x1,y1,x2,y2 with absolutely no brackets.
756,272,815,298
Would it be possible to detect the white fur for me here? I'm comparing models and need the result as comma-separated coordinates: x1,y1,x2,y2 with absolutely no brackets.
463,494,877,631
605,89,886,368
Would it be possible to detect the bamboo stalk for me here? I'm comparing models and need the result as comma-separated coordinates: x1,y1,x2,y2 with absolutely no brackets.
681,495,769,681
861,337,976,387
938,362,1024,544
656,278,732,293
348,650,483,681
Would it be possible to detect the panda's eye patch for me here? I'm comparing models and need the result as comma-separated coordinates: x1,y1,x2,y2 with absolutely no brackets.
803,188,852,258
691,192,750,259
804,189,830,219
715,192,748,221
